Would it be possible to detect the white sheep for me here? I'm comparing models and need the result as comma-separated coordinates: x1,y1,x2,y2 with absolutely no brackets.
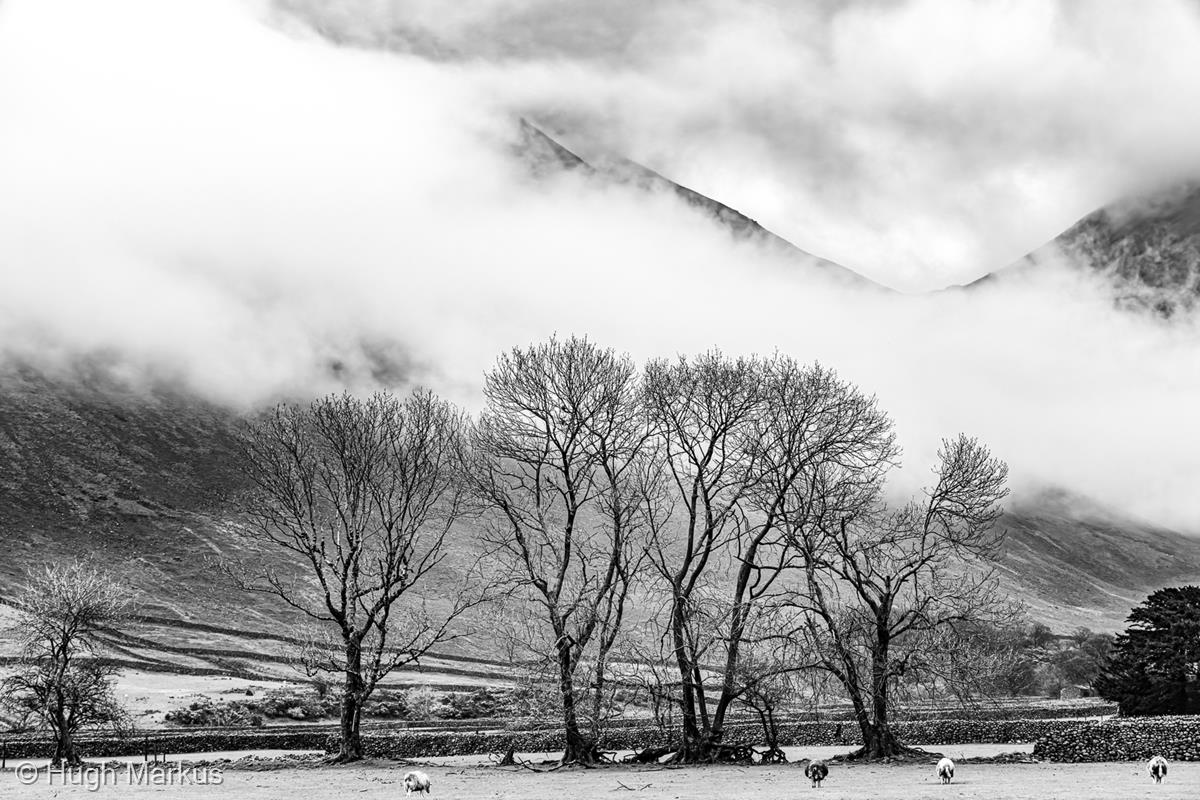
803,760,829,788
403,770,432,795
936,757,955,784
1148,755,1168,784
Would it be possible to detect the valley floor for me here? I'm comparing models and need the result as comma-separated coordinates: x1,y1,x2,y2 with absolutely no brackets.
2,758,1193,800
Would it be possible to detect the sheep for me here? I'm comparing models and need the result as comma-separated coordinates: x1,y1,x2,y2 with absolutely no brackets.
936,757,955,785
1148,755,1168,784
803,760,829,788
403,770,432,795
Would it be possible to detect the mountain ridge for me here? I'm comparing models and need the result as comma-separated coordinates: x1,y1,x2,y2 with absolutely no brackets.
968,181,1200,314
515,119,885,290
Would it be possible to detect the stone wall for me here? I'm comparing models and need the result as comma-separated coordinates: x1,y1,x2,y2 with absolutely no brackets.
1033,717,1200,762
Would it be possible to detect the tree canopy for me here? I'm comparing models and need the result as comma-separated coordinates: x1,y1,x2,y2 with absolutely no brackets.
1095,586,1200,716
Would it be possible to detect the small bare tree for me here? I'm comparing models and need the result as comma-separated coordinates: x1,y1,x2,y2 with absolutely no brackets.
787,435,1011,759
730,605,810,764
229,389,477,762
466,336,652,765
2,562,134,766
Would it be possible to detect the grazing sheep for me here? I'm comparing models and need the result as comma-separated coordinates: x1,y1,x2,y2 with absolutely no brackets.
803,760,829,788
403,770,432,795
1148,755,1168,784
936,757,955,785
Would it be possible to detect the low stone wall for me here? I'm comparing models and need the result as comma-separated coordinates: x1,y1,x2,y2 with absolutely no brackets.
1033,717,1200,762
14,713,1181,763
0,729,329,761
348,718,1091,759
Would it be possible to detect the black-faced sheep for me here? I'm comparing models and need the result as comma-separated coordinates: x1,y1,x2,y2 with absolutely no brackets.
1149,755,1168,784
803,760,829,788
936,757,955,784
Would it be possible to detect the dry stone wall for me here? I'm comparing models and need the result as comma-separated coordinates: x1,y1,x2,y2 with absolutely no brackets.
1032,717,1200,762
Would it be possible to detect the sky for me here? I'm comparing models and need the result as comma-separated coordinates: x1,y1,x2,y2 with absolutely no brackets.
4,0,1200,528
282,0,1200,289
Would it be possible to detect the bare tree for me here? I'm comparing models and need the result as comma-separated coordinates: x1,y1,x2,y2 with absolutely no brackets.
466,336,652,765
582,533,646,745
2,562,134,766
643,353,895,761
786,435,1010,759
229,389,477,762
641,351,764,760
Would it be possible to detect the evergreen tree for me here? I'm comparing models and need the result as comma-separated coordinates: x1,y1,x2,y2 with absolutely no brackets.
1095,586,1200,716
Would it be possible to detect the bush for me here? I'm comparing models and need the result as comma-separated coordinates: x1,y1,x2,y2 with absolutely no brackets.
405,686,437,720
434,688,507,720
164,698,258,728
251,689,339,721
165,690,340,727
363,690,410,720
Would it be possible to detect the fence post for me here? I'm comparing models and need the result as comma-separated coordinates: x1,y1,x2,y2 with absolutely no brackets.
143,736,149,762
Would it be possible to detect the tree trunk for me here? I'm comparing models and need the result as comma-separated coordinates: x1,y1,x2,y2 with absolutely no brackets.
590,648,608,742
670,598,706,760
336,639,365,762
708,599,742,750
750,704,786,763
51,708,79,767
849,645,904,759
557,640,598,765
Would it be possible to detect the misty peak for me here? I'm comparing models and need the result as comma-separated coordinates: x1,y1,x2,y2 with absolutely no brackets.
511,119,887,291
986,180,1200,316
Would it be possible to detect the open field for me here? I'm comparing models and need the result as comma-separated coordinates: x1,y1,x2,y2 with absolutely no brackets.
2,757,1196,800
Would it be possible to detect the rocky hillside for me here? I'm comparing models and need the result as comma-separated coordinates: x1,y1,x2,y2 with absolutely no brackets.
972,181,1200,315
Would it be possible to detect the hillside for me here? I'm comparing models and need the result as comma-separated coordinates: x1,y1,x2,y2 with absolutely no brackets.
2,361,1197,680
515,120,884,290
0,360,506,689
970,181,1200,315
995,489,1200,631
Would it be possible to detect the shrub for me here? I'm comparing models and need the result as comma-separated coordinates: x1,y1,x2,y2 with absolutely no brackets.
434,688,506,720
362,690,410,719
164,698,257,728
405,686,437,720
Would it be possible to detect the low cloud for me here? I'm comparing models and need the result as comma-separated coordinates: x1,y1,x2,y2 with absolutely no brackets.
2,0,1200,529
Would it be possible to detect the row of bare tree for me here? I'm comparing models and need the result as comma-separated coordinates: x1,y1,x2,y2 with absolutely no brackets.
232,336,1012,763
1,336,1012,767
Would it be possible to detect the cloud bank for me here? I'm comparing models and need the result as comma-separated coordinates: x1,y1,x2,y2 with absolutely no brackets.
3,0,1200,529
283,0,1200,289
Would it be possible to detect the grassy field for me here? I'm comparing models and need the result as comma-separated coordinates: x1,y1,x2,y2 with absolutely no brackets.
2,758,1195,800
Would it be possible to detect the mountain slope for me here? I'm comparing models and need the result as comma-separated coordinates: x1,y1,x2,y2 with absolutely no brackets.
3,363,1196,676
970,182,1200,315
994,489,1200,631
0,361,502,688
515,120,884,289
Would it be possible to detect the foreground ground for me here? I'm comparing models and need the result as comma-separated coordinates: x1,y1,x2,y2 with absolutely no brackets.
2,755,1196,799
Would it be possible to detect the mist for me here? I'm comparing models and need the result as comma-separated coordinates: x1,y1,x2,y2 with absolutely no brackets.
4,0,1200,530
